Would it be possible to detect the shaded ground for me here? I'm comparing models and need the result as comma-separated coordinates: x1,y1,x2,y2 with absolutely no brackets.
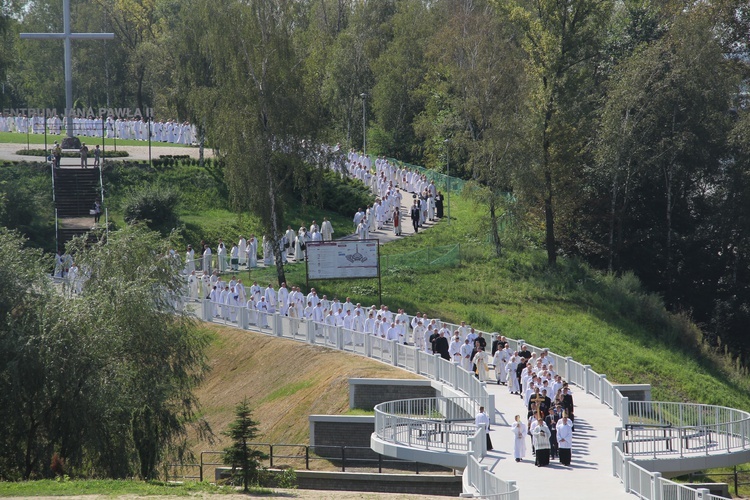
1,491,448,499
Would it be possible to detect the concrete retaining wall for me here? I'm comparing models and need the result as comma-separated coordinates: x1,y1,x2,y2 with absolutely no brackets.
613,383,651,402
309,415,375,458
349,378,436,410
295,470,462,496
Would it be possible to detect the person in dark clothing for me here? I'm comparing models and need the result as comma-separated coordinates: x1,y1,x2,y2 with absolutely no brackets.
435,331,451,360
561,385,575,430
545,408,560,459
429,329,440,354
410,200,421,233
518,344,532,360
435,191,444,218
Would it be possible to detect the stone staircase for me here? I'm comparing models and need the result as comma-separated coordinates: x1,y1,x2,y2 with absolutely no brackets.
54,152,101,248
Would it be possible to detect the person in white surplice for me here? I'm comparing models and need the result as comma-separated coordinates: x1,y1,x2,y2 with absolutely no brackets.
511,415,527,462
321,218,334,241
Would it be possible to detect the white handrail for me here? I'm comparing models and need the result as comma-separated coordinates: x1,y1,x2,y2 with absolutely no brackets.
185,296,750,499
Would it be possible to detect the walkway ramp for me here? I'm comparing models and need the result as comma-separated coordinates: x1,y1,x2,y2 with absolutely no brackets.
480,379,633,499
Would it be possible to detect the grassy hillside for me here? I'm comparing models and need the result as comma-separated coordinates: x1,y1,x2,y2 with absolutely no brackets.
191,324,420,453
232,194,750,412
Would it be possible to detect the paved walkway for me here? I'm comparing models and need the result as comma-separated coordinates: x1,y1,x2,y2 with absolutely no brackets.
0,141,207,162
482,375,631,499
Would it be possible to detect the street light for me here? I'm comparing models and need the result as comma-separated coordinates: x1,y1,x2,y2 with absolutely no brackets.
360,93,367,156
444,138,451,224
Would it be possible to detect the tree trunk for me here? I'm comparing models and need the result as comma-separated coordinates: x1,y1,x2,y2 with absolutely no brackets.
608,171,618,273
542,94,556,266
23,415,38,480
266,158,287,287
489,196,502,257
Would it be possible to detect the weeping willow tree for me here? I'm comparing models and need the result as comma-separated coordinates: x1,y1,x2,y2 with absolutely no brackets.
0,225,211,480
176,0,326,286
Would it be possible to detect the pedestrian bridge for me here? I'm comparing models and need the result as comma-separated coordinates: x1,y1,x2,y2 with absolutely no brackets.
187,299,750,499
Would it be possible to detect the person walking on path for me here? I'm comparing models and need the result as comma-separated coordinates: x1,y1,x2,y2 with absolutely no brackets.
556,414,573,466
475,406,493,451
80,143,89,168
511,415,527,462
410,200,420,233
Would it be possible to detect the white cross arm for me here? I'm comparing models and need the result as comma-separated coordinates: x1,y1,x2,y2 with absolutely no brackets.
21,33,115,40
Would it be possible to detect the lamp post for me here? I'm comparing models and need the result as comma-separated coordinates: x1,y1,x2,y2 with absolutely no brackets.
360,93,367,157
444,138,451,224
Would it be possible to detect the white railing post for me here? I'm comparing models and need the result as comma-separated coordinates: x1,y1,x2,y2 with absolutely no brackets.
480,464,489,496
696,488,710,499
274,313,282,337
365,334,372,358
565,356,573,382
391,340,398,366
239,307,248,329
336,326,343,350
306,320,315,344
612,441,620,477
583,365,591,393
202,299,212,322
623,456,631,493
651,472,662,500
622,397,629,427
600,375,607,404
414,348,421,374
488,393,496,425
271,313,278,336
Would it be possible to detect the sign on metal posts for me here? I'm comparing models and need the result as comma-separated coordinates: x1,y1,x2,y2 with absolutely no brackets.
305,239,382,304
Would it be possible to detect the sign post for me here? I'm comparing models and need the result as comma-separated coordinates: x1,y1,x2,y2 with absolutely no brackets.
305,239,382,305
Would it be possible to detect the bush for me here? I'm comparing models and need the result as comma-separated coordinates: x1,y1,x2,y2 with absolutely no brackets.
122,185,181,234
318,170,374,215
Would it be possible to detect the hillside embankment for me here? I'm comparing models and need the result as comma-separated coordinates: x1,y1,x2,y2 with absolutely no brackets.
190,324,420,454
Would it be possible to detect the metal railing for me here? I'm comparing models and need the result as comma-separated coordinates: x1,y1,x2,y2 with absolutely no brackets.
466,454,519,500
620,402,750,459
374,397,482,454
166,444,446,483
613,441,733,500
183,293,750,499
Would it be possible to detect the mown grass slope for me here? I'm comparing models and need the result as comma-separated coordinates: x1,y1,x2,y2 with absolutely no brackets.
191,324,420,453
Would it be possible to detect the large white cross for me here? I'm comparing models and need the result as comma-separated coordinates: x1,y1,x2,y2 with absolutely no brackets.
21,0,114,138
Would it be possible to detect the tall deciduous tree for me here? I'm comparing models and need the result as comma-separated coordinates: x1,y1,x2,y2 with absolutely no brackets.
178,0,325,286
595,10,734,304
502,0,612,265
0,225,211,480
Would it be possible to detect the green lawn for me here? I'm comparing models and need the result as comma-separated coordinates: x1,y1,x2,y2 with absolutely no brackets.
0,131,190,148
0,479,238,496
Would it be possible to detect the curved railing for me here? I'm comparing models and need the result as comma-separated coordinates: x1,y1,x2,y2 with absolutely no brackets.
621,401,750,458
466,455,519,500
374,397,482,454
185,296,750,500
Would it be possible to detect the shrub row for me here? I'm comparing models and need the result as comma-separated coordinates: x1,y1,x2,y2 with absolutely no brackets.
16,149,130,158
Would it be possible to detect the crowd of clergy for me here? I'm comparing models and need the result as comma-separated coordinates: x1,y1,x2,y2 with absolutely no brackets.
53,145,576,467
345,150,445,239
0,113,196,144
